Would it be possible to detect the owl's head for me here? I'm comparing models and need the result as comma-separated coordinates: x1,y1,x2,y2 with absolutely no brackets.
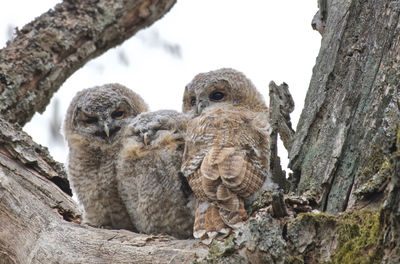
182,68,267,115
125,110,186,147
119,110,186,159
64,83,149,146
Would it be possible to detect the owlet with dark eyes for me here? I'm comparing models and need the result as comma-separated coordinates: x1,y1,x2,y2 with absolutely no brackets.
181,68,271,242
117,110,195,238
64,83,148,230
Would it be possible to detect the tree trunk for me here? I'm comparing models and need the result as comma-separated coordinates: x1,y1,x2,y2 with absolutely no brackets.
289,0,400,213
382,143,400,263
1,0,400,263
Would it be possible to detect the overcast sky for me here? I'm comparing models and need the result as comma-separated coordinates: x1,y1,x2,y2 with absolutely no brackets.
1,1,321,169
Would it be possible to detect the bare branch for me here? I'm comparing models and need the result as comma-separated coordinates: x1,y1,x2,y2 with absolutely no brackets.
0,0,176,126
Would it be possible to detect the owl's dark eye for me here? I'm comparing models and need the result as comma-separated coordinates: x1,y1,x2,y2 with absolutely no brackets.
111,111,124,119
210,91,225,101
84,117,98,124
190,97,196,106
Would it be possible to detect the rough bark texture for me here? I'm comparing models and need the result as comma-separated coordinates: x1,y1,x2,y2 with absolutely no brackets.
0,0,176,126
269,81,295,153
382,139,400,263
268,81,294,191
1,0,400,263
289,0,400,213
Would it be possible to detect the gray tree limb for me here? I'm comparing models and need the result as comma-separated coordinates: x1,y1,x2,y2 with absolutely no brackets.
0,0,176,126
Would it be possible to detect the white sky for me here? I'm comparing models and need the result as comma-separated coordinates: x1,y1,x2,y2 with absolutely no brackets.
1,1,321,170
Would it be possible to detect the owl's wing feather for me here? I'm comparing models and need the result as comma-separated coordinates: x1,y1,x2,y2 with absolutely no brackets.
217,149,247,187
193,200,230,241
193,200,207,239
201,176,219,200
199,146,266,201
204,203,226,238
187,170,207,200
185,106,270,241
216,185,239,211
219,198,248,229
226,158,266,197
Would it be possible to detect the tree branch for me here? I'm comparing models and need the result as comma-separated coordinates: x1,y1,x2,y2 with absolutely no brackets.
0,0,176,126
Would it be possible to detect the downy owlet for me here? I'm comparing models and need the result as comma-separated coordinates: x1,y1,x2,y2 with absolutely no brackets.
117,110,195,239
181,68,271,242
64,83,148,230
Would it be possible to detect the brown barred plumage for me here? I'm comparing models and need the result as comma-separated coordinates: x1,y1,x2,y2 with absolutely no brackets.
181,68,271,242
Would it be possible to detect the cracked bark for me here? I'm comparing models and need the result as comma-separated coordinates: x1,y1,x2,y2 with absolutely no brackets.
268,81,294,191
289,0,400,213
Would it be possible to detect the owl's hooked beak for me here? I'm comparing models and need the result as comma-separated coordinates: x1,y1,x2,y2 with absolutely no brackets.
104,123,110,138
143,132,149,145
196,101,209,115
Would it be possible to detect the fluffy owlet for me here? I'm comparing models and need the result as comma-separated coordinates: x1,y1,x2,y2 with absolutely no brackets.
181,68,271,241
117,110,195,239
64,83,148,230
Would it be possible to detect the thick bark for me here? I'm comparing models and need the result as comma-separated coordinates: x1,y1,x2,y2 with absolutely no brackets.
268,81,294,191
289,0,400,213
382,140,400,262
0,0,176,126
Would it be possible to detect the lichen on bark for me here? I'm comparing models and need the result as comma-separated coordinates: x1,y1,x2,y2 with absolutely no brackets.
332,210,383,264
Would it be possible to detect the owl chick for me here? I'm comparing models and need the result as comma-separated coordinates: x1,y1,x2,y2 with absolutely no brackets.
181,68,271,241
117,110,195,239
64,83,149,230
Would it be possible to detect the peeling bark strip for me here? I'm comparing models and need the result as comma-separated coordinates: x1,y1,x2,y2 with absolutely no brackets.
268,81,294,191
289,0,400,213
269,81,295,153
0,118,69,193
0,0,176,126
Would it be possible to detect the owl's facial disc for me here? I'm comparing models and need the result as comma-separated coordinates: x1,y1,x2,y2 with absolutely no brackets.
191,79,233,115
195,90,229,115
76,102,131,143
